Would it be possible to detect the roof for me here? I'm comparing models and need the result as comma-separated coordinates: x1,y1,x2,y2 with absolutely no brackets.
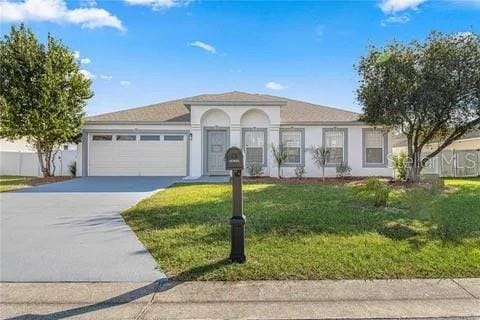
85,91,361,124
392,129,480,148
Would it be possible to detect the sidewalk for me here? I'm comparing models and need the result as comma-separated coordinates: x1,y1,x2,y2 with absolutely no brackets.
1,279,479,319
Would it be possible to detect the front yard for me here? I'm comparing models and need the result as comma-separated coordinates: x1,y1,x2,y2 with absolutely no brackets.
123,178,480,280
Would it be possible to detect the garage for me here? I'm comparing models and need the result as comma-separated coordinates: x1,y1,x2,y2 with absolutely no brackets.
88,133,187,176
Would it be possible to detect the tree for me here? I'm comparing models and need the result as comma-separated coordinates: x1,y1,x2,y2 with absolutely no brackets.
357,31,480,182
311,146,330,181
0,24,93,177
271,144,287,178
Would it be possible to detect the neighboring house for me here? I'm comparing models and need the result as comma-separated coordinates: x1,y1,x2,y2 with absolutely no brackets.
79,91,393,178
392,129,480,177
392,129,480,154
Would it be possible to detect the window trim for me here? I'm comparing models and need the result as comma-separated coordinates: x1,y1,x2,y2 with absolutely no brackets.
322,128,348,167
242,128,268,167
279,128,305,167
362,128,388,167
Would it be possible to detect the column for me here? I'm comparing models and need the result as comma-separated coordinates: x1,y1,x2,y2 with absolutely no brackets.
269,126,280,178
230,124,241,148
189,124,202,178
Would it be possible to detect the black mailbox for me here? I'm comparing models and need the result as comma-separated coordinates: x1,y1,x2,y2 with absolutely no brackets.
225,147,245,170
224,146,246,263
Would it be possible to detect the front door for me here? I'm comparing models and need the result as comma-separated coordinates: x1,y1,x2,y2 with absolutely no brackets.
207,130,227,175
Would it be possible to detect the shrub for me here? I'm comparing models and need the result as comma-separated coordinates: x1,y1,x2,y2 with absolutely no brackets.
271,144,287,178
311,146,330,181
68,162,76,177
392,152,408,180
294,166,306,179
355,178,392,207
336,162,351,179
247,163,264,177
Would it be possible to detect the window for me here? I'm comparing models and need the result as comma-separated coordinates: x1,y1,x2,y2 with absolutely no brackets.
364,129,385,165
281,131,302,164
92,135,112,141
140,135,160,141
324,129,346,165
244,130,265,165
164,135,184,141
63,145,69,150
116,135,136,141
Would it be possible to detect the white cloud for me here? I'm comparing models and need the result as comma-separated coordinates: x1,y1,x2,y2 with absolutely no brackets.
120,80,131,86
0,0,125,31
100,75,113,80
73,51,81,59
188,41,216,54
265,81,287,90
79,69,95,80
379,0,427,13
381,14,411,26
124,0,191,10
80,57,91,64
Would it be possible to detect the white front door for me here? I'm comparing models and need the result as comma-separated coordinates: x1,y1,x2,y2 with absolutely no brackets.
207,130,227,175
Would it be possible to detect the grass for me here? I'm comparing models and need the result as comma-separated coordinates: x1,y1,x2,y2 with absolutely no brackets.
0,176,37,192
123,177,480,280
0,175,72,192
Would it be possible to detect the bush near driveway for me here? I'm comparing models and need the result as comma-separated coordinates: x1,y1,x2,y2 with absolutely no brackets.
122,178,480,281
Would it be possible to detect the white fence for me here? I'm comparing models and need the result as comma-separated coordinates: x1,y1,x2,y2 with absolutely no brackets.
423,149,480,177
0,150,77,177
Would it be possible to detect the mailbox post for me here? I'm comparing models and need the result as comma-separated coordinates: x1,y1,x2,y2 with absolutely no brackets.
225,147,246,263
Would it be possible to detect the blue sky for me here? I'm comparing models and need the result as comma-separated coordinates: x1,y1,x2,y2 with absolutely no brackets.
1,0,479,116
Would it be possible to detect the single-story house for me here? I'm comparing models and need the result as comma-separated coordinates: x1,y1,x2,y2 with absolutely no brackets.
78,91,393,178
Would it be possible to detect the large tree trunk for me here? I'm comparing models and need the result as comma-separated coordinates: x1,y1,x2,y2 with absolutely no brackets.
35,143,54,177
35,143,48,178
51,149,59,176
407,148,423,183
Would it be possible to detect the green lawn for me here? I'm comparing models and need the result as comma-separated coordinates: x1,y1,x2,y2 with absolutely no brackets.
123,178,480,280
0,176,36,192
0,175,72,192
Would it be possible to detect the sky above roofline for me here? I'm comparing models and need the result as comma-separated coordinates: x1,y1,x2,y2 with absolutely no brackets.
1,0,478,116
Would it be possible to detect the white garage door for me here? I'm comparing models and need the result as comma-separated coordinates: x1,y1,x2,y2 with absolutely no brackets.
88,133,187,176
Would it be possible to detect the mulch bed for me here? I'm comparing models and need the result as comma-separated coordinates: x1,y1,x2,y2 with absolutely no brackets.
29,176,74,186
244,176,414,188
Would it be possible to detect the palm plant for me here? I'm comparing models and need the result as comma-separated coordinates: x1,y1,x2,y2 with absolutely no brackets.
271,144,287,178
311,146,330,181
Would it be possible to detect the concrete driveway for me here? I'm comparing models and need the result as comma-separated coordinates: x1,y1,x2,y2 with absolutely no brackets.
0,177,181,282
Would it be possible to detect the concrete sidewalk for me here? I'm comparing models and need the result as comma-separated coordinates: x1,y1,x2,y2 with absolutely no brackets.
1,279,479,319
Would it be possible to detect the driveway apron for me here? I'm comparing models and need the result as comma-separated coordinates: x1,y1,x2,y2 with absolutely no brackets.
0,177,180,282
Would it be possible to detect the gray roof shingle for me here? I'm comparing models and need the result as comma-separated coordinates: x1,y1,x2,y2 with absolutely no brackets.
85,91,361,124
